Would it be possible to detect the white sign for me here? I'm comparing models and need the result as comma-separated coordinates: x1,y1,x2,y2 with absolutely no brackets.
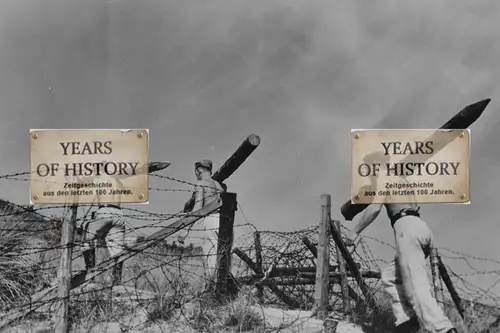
30,129,149,204
351,129,470,204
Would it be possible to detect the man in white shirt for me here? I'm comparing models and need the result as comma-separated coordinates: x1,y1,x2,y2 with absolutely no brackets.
180,160,225,285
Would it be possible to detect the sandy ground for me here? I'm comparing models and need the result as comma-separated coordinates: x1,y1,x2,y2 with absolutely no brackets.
2,306,366,333
248,307,365,333
1,284,366,333
69,307,366,333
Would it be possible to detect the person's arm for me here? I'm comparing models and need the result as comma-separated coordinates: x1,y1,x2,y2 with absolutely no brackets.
346,203,383,245
178,189,196,243
183,192,196,212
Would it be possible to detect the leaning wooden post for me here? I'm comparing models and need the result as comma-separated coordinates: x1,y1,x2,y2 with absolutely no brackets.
232,248,300,308
430,248,444,305
332,220,351,314
437,254,465,319
329,215,378,309
254,231,264,299
212,134,261,183
215,192,237,298
314,194,331,320
55,204,78,333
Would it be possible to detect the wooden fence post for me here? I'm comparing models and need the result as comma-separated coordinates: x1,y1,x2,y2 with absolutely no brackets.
254,231,264,299
332,220,351,314
302,236,366,311
430,248,444,305
55,204,78,333
215,192,237,298
314,194,331,320
437,254,465,319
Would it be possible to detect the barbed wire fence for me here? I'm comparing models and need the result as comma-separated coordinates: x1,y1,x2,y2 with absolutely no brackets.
0,171,499,332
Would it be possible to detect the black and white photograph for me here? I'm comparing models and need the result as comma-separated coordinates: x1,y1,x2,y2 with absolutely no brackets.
0,1,499,332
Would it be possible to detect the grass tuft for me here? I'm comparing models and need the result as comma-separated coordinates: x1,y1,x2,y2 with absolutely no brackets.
0,209,59,312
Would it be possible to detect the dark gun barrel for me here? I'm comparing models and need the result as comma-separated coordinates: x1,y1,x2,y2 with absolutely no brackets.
79,161,170,182
147,161,171,173
341,98,491,221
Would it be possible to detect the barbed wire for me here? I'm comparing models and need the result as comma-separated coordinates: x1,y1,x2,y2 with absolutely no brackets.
0,170,499,332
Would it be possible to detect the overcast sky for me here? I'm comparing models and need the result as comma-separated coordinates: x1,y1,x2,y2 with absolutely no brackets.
1,0,499,303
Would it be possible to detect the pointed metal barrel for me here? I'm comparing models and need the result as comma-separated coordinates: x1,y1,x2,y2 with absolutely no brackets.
147,161,171,173
341,98,491,221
